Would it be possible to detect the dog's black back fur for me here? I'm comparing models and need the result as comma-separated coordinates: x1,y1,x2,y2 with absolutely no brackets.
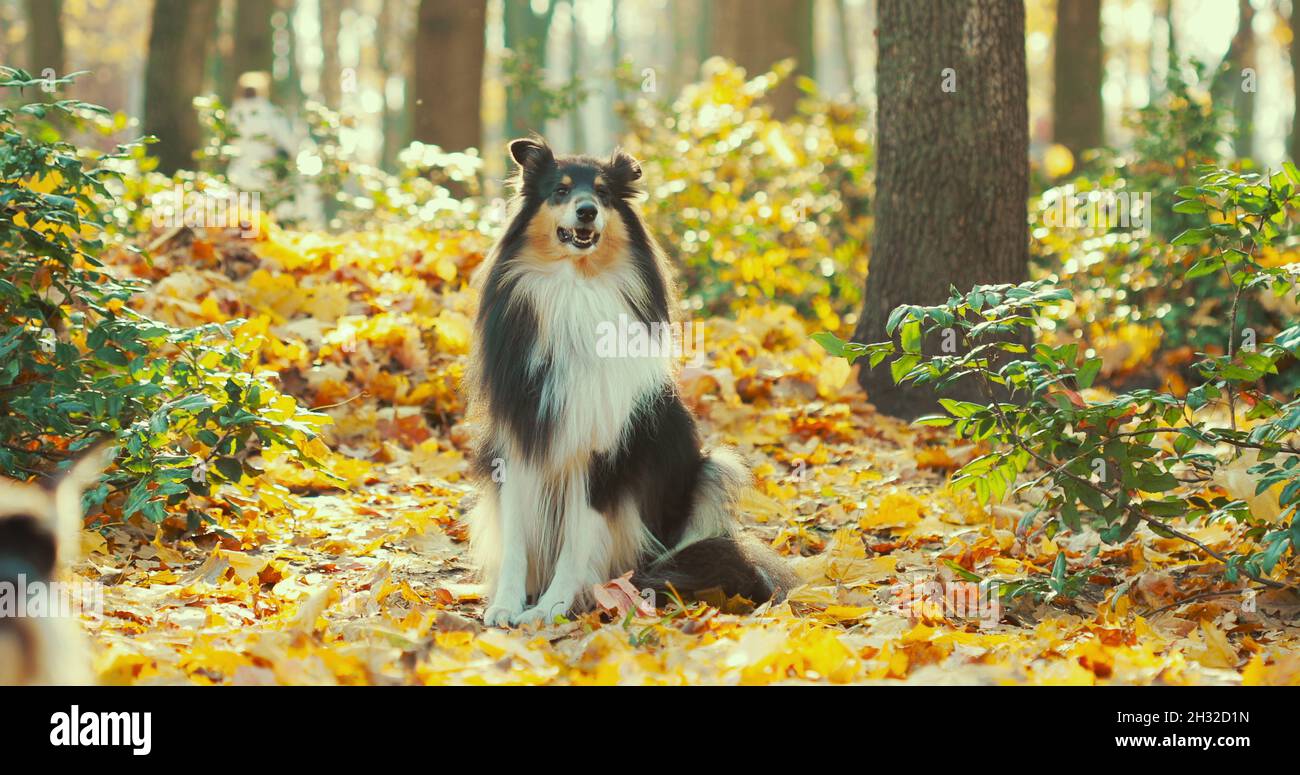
587,383,703,550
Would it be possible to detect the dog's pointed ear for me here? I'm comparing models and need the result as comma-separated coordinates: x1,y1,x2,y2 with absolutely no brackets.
605,149,644,198
608,148,643,183
508,136,554,177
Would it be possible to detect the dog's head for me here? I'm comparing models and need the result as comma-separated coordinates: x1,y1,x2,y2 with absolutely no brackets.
508,136,644,263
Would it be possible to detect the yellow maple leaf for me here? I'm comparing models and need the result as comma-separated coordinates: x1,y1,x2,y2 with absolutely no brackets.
860,490,925,530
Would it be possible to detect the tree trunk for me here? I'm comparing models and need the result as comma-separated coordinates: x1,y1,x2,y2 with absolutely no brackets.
834,0,856,100
1292,0,1300,162
1212,0,1256,158
144,0,220,175
1165,0,1177,63
274,2,303,108
567,0,586,152
412,0,486,151
23,0,64,77
666,0,689,96
504,0,557,137
709,0,813,118
232,0,275,85
378,0,404,170
659,0,703,96
1149,0,1170,100
320,0,343,106
609,0,623,138
695,0,710,67
852,0,1029,419
1052,0,1104,157
1231,0,1256,158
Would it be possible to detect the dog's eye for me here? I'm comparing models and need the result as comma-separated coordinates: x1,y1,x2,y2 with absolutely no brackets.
554,186,570,198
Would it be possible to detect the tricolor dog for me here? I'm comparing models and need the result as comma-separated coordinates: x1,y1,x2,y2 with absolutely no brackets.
467,136,797,627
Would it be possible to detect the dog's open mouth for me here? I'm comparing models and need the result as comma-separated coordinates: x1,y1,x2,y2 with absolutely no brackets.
557,226,600,250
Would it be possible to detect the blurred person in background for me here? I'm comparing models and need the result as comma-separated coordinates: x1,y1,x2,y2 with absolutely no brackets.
227,71,323,225
227,71,293,190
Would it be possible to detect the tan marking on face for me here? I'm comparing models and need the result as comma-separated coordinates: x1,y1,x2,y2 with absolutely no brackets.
560,175,572,186
523,203,569,265
520,199,631,278
571,209,629,278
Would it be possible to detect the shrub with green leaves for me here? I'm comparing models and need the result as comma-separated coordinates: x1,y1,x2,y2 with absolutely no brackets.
818,164,1300,595
616,58,872,325
189,93,486,234
1030,59,1297,373
0,67,324,526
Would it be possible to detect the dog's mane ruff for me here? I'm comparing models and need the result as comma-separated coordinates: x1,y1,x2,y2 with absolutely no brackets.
467,157,679,407
466,195,536,385
612,198,677,326
465,197,540,473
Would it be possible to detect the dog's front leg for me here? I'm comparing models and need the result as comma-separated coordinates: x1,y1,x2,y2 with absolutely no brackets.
515,476,611,626
482,461,532,627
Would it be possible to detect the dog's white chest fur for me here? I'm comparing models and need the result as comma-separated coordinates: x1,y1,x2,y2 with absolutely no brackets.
510,260,670,467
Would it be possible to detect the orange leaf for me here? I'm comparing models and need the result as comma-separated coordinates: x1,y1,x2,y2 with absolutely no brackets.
591,572,656,619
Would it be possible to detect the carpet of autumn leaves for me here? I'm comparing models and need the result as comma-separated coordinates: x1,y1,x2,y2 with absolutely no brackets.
71,220,1300,686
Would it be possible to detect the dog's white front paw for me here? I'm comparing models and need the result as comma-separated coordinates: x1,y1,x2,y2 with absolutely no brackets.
483,601,524,628
513,598,570,627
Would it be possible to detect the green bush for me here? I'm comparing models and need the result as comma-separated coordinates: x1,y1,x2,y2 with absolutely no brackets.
0,67,324,526
615,59,872,327
819,164,1300,596
1031,60,1296,376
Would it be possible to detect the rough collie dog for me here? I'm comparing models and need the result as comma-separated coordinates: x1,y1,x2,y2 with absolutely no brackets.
0,446,110,684
467,136,798,627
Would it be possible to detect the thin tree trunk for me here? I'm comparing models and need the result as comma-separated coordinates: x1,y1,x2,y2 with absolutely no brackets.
674,0,708,90
1166,0,1177,63
695,0,710,66
1232,0,1256,158
668,0,684,95
1053,0,1104,156
413,0,486,151
1212,0,1256,158
835,0,856,100
232,0,276,84
144,0,220,175
709,0,813,118
852,0,1029,419
320,0,342,106
1291,0,1300,162
0,3,16,66
607,0,623,143
568,0,586,151
864,0,878,113
504,0,556,137
378,0,403,170
23,0,64,77
274,2,303,109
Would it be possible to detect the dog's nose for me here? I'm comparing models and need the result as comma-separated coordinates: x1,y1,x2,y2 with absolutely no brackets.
576,203,597,223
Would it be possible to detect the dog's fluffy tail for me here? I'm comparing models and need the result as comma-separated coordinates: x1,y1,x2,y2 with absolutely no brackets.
0,444,111,685
633,449,799,606
632,534,798,607
0,498,84,686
